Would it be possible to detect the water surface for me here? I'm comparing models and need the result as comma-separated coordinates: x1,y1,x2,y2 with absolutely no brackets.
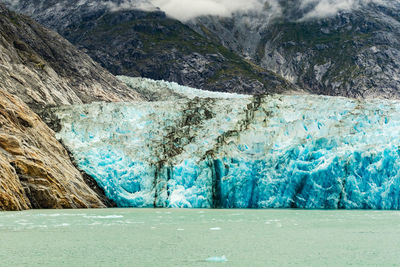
0,209,399,266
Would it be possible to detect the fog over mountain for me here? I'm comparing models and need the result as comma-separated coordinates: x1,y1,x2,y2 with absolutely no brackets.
150,0,265,21
114,0,398,21
297,0,398,20
7,0,397,22
5,0,400,98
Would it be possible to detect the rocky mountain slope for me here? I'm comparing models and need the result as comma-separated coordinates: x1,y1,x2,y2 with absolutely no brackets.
3,0,294,95
190,0,400,98
0,89,106,210
0,4,140,210
0,3,140,112
7,0,400,98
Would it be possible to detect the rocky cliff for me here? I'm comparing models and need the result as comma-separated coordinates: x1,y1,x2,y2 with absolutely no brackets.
0,89,107,210
0,4,141,210
6,1,400,98
0,3,140,112
3,0,295,95
190,0,400,98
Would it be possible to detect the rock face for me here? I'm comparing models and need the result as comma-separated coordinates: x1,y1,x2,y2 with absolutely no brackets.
190,0,400,98
0,3,140,112
3,0,295,95
0,4,140,210
7,0,400,98
0,89,105,210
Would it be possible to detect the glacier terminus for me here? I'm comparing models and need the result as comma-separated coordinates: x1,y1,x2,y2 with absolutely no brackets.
54,76,400,209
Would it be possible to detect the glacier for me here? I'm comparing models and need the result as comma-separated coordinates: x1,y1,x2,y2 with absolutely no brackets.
54,76,400,209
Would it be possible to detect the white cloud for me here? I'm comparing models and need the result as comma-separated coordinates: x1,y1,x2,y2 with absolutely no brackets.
300,0,359,20
98,0,399,21
150,0,265,21
148,0,398,21
104,0,158,12
299,0,398,20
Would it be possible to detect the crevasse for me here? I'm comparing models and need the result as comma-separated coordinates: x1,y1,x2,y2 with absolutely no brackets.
55,77,400,209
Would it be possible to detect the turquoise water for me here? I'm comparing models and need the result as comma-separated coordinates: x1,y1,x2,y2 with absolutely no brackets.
1,209,400,266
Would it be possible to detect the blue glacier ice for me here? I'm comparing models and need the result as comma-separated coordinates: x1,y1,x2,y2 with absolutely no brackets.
54,77,400,209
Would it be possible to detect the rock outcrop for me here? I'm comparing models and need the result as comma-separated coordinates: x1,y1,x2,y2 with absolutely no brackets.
190,0,400,99
0,4,141,210
0,3,141,112
6,1,400,98
3,0,295,95
0,89,105,210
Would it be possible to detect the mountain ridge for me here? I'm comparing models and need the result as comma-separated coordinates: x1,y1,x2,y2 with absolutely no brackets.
189,0,400,98
0,3,141,112
3,0,296,95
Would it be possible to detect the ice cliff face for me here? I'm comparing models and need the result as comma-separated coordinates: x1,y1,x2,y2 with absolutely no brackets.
54,77,400,209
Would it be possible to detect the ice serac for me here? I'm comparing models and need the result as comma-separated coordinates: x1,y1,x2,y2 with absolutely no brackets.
55,77,400,209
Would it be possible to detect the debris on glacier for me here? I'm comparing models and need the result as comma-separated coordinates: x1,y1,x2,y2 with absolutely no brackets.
54,77,400,209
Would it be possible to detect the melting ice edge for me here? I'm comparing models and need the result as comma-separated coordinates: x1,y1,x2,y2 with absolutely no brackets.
55,77,400,209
